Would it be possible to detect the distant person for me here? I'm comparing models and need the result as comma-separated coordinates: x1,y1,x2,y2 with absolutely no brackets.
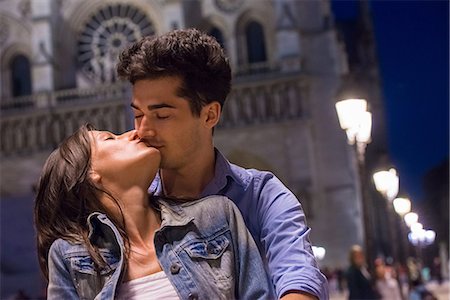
34,124,272,299
407,257,421,283
431,257,443,284
409,278,437,300
116,28,328,299
374,259,402,300
345,245,380,299
336,268,346,293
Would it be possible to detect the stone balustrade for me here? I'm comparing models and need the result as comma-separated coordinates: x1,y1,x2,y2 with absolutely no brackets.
1,72,307,156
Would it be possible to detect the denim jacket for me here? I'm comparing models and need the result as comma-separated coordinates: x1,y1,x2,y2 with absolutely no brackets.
47,195,274,300
151,150,329,299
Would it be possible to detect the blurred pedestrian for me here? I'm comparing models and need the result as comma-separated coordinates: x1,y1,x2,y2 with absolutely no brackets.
431,257,442,284
407,257,421,282
408,278,437,300
397,262,410,299
374,259,402,300
345,245,380,299
336,267,346,293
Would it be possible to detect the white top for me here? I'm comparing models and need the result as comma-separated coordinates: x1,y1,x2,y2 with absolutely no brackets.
116,271,180,299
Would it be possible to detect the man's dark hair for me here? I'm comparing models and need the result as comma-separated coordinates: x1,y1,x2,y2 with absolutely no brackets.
117,28,232,116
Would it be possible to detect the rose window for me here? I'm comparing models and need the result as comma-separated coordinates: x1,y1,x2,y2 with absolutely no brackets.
78,4,155,83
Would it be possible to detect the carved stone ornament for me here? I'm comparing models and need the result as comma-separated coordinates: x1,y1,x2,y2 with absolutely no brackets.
214,0,244,13
0,18,9,45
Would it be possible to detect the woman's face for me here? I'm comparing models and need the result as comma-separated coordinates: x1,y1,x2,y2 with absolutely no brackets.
89,130,161,186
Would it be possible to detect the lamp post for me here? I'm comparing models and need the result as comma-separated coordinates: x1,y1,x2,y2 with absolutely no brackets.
393,197,412,262
409,226,436,265
373,168,399,262
335,98,374,271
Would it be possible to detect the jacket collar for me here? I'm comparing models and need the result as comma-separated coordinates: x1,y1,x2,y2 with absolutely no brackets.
157,199,195,229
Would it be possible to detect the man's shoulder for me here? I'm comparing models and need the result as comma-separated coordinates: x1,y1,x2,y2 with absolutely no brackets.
228,161,276,183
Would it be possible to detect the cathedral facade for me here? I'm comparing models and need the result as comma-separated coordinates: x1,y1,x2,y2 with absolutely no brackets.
0,0,388,296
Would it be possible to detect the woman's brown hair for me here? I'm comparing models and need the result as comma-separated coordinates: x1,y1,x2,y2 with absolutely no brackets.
34,124,129,279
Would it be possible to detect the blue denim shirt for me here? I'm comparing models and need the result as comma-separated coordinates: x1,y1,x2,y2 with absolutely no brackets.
151,150,329,299
47,196,273,299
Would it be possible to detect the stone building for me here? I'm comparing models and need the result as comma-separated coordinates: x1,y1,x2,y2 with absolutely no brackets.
0,0,388,297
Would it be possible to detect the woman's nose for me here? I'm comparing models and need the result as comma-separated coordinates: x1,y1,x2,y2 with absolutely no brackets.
118,130,139,141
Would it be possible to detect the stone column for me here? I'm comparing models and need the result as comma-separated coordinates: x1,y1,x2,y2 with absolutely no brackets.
275,1,301,72
31,0,55,107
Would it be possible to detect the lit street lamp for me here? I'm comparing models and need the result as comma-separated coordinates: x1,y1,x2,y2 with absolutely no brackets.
408,228,436,247
404,212,419,228
335,99,372,160
411,222,424,235
373,168,400,261
409,227,436,264
312,246,326,262
393,197,411,216
373,169,399,201
335,98,374,271
393,197,412,260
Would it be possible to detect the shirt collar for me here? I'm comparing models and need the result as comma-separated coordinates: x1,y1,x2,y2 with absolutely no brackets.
201,149,249,196
149,148,250,197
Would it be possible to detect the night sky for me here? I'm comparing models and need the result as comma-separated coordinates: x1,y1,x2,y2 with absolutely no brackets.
332,0,449,203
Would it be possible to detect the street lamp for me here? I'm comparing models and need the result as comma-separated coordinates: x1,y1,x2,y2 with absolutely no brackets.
335,98,374,271
393,197,412,263
373,168,400,261
335,99,372,161
373,169,399,201
409,227,436,264
404,212,419,227
312,246,326,262
408,228,436,247
393,197,411,216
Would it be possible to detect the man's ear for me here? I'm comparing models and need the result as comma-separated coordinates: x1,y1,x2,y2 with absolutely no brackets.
202,101,221,129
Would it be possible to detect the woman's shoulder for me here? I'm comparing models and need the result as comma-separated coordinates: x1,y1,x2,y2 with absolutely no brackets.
49,238,88,257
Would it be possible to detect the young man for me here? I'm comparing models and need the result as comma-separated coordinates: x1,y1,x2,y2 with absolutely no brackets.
117,29,328,299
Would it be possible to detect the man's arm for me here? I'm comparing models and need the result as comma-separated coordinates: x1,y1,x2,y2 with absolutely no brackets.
281,291,318,300
255,174,328,299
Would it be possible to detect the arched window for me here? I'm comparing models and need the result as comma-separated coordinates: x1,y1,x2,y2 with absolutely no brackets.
245,21,266,64
208,27,225,49
10,55,32,97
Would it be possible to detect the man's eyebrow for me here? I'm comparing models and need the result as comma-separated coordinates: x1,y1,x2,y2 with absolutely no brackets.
147,103,176,110
130,103,141,110
130,102,176,111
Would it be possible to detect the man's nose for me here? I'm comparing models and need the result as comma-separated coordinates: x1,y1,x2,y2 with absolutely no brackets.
136,120,156,138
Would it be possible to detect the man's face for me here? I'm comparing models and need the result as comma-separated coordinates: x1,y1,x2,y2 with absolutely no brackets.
131,76,207,170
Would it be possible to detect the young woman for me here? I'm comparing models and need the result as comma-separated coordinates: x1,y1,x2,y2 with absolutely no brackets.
34,124,272,299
